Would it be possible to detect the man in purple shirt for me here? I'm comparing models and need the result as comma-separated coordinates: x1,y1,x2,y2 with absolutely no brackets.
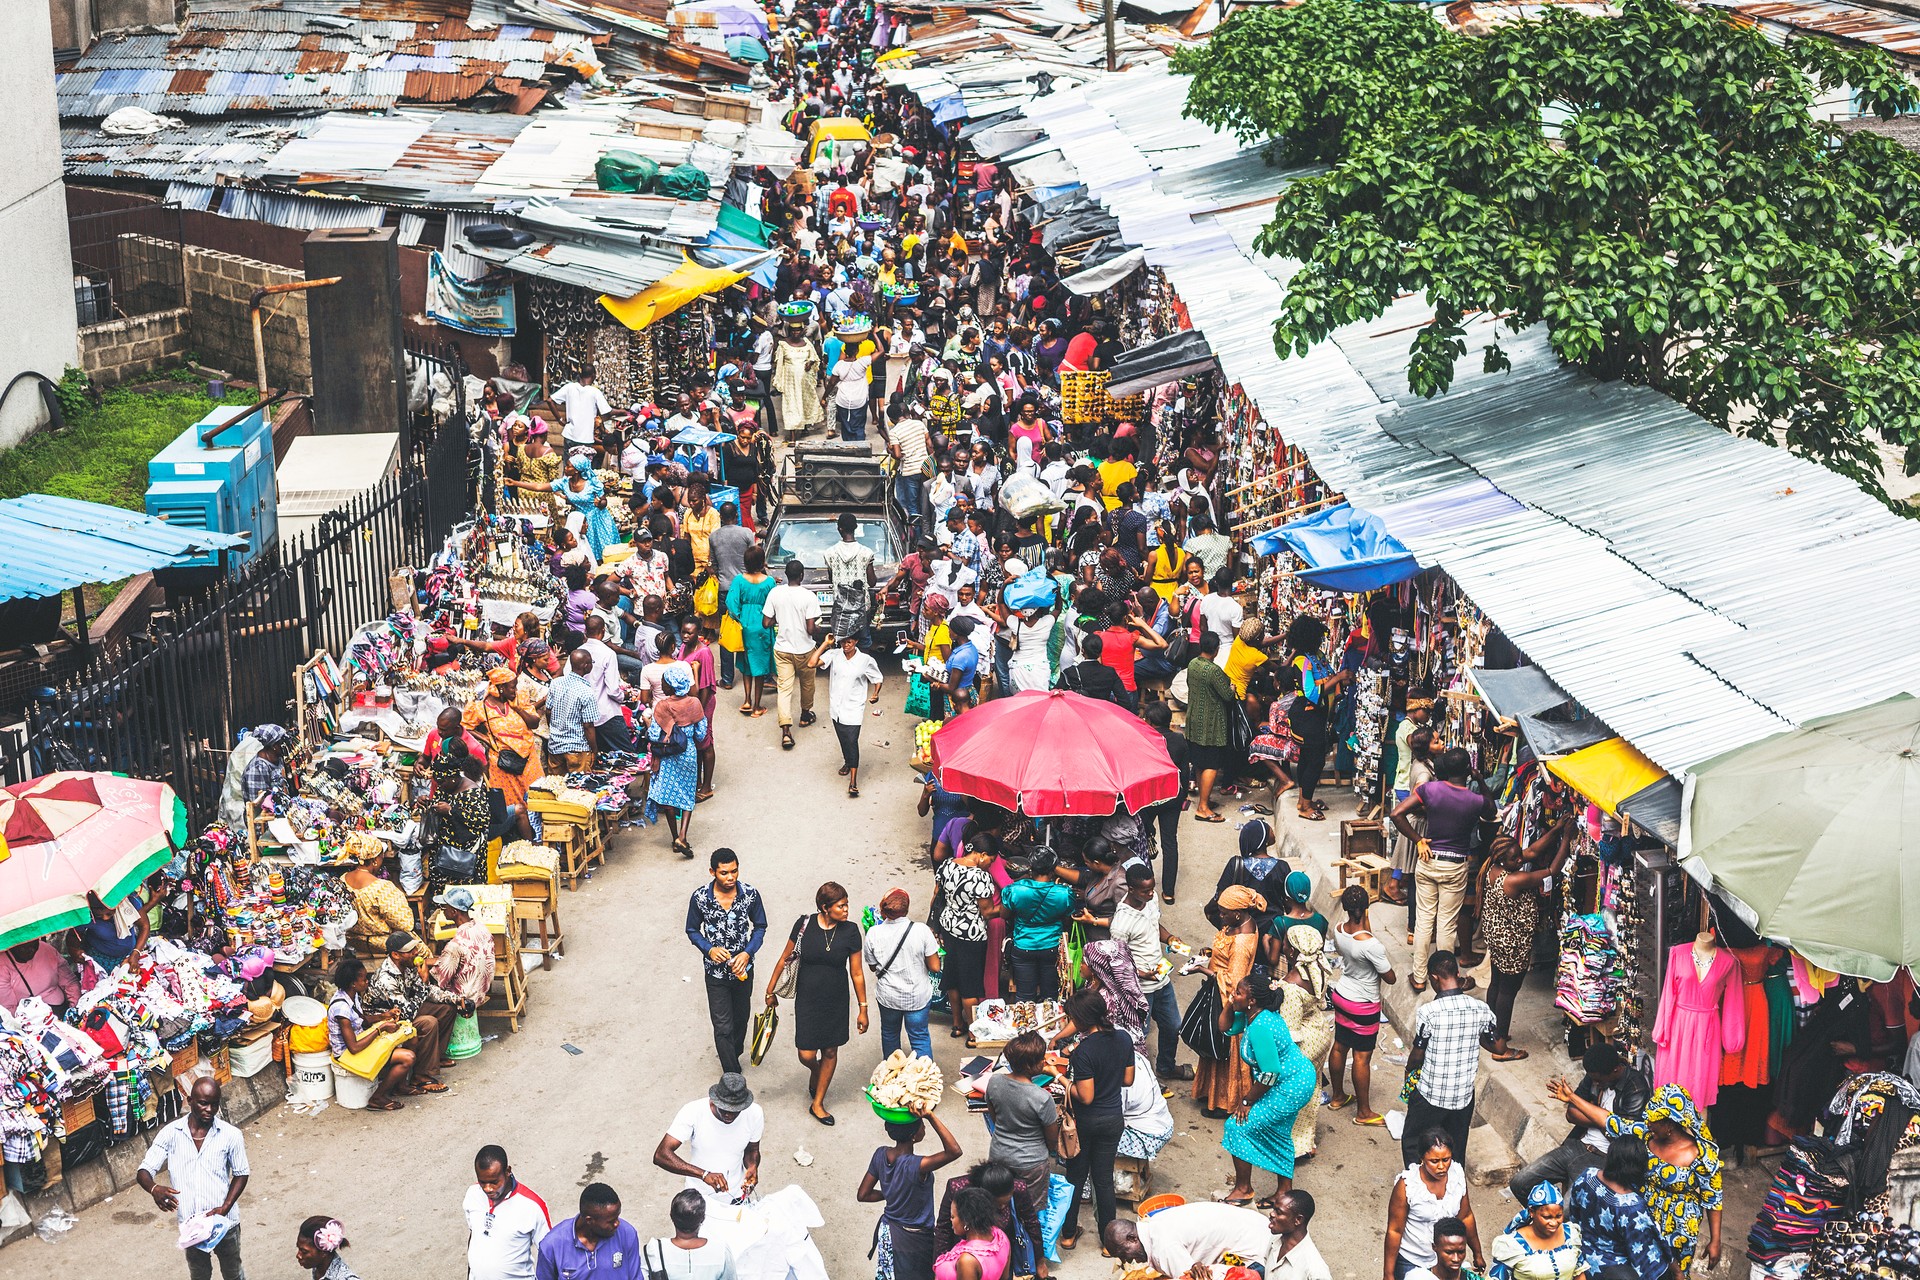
1390,748,1495,990
535,1183,643,1280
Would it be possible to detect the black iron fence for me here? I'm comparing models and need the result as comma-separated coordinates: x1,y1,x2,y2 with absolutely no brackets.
0,413,481,821
69,204,186,325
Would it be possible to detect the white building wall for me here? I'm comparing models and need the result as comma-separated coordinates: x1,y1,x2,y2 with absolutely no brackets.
0,4,78,450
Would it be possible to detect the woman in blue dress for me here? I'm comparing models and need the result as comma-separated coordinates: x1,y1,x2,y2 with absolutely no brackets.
724,544,778,716
648,668,709,858
1220,968,1319,1206
552,456,620,562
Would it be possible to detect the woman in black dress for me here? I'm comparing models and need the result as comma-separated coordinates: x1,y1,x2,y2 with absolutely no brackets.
764,881,869,1125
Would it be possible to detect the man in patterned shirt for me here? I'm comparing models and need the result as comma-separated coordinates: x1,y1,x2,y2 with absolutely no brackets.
1402,950,1497,1168
683,848,767,1074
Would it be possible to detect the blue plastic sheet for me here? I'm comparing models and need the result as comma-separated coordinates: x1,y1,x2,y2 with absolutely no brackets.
1250,503,1418,592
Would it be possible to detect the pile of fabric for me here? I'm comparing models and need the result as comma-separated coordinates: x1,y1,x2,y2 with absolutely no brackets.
1747,1137,1854,1275
1554,911,1621,1024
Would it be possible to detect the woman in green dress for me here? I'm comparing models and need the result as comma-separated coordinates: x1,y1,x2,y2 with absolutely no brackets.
1218,968,1319,1206
724,543,778,716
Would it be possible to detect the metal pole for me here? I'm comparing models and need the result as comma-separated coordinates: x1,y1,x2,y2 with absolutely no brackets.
250,277,341,400
1105,0,1117,72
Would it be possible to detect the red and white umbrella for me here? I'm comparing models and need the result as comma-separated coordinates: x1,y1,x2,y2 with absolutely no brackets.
0,771,187,949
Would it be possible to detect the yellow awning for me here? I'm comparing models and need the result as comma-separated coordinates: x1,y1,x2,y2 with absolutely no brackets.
876,48,916,63
1543,738,1667,817
599,259,747,331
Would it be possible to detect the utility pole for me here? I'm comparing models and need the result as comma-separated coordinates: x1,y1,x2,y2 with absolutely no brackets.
1105,0,1116,71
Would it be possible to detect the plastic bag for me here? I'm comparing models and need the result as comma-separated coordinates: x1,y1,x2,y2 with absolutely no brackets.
1038,1173,1073,1263
1002,569,1057,612
594,151,659,193
1000,472,1063,520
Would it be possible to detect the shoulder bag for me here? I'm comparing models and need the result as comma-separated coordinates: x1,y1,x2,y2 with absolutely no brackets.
772,916,807,1001
1056,1091,1082,1160
1179,976,1231,1060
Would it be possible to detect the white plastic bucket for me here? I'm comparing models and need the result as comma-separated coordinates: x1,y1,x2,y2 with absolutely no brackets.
331,1065,377,1110
289,1051,333,1102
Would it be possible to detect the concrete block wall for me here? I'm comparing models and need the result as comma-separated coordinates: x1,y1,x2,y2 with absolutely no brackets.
77,307,192,387
1,1065,288,1248
116,234,313,393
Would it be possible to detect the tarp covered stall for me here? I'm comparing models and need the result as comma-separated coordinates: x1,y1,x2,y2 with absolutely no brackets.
1679,694,1920,980
1249,503,1419,593
600,258,750,330
1468,666,1572,722
1543,738,1667,819
1059,247,1146,296
1106,329,1216,397
1618,776,1682,848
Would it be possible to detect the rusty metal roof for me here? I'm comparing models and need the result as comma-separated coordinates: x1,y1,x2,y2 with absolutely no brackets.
58,0,578,118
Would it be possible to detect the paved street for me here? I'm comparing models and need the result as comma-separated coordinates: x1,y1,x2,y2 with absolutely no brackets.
12,686,1764,1277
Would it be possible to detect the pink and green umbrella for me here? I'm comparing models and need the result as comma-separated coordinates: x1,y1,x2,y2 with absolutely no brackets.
0,771,187,950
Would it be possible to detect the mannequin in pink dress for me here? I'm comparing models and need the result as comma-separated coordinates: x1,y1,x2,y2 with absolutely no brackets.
1651,929,1746,1107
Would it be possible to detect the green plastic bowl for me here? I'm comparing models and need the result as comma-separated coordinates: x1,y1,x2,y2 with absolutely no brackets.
865,1087,917,1124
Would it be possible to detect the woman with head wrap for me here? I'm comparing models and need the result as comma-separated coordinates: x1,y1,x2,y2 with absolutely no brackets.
552,454,620,562
648,666,709,858
341,832,414,951
461,667,544,811
1276,924,1336,1162
1193,884,1264,1117
1490,1181,1585,1280
1219,967,1319,1206
920,591,953,717
1551,1081,1723,1275
1082,938,1149,1048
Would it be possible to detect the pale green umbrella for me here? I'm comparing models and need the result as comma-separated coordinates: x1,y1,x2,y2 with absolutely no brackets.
1680,694,1920,980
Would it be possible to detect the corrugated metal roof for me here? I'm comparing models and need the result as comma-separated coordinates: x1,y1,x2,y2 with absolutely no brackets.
0,495,246,603
58,1,576,117
994,61,1920,779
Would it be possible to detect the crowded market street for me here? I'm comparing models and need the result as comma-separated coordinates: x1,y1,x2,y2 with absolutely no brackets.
7,1,1920,1279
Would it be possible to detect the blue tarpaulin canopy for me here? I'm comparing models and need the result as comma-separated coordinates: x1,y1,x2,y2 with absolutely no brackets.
0,494,246,602
1250,503,1419,592
698,229,779,288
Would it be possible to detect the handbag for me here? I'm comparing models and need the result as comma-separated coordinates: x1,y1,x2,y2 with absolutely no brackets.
750,1007,779,1066
652,723,690,757
719,613,744,652
495,747,529,775
772,916,807,1000
1056,1096,1082,1160
1226,701,1253,761
334,1021,417,1080
1179,978,1230,1060
432,841,482,885
905,671,933,719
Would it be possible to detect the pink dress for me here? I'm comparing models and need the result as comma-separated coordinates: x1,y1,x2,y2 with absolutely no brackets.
933,1229,1011,1280
1651,943,1746,1107
984,856,1013,999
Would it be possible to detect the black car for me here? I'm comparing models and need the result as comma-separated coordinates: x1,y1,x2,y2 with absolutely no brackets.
765,445,912,636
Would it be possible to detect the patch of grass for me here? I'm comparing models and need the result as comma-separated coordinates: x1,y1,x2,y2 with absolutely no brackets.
0,380,256,511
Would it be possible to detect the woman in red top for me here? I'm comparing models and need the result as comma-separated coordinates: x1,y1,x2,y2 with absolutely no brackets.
1096,601,1167,708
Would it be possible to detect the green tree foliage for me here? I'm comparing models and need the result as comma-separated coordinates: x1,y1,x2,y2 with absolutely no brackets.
1174,0,1920,494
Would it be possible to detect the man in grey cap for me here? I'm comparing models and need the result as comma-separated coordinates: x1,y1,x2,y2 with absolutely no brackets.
363,929,466,1088
652,1073,764,1205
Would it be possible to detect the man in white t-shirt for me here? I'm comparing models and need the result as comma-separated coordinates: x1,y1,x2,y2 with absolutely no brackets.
464,1145,551,1280
1195,571,1246,650
830,351,873,441
812,631,883,796
763,559,822,741
652,1074,764,1206
861,888,941,1058
549,369,612,447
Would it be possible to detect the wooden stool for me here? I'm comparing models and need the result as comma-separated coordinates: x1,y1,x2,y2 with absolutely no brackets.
1336,853,1393,903
546,820,600,890
1341,818,1386,862
479,934,529,1034
510,878,564,969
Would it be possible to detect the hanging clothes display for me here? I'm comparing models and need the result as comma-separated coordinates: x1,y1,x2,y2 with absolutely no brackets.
1721,944,1786,1090
1651,940,1746,1108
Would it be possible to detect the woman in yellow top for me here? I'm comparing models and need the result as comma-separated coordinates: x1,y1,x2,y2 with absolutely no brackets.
461,668,545,810
341,833,414,950
1224,617,1272,697
921,592,953,717
1146,525,1190,604
683,481,723,576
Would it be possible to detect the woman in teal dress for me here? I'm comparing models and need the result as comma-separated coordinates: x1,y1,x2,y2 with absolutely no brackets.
1219,968,1320,1206
552,456,620,562
724,544,778,716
